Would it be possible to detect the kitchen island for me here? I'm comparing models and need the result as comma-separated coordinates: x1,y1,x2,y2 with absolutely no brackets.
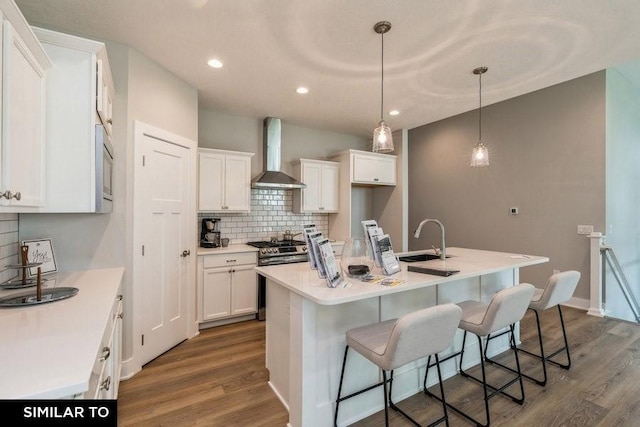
255,247,547,427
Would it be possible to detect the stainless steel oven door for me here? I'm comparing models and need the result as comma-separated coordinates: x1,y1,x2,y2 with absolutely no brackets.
95,124,113,213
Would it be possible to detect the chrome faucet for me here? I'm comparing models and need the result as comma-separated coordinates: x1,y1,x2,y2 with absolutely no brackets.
414,218,446,260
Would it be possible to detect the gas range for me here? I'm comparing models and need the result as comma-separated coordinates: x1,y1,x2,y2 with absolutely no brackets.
247,240,308,266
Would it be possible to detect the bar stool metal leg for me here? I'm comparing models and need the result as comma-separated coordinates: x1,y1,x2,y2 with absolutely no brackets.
486,304,572,386
335,346,388,426
515,305,572,385
334,304,461,427
425,284,534,426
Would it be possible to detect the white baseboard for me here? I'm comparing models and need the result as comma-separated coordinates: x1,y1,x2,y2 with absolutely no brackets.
119,356,140,381
564,296,589,311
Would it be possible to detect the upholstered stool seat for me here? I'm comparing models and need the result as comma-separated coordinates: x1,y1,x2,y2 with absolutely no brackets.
424,283,535,427
334,303,462,427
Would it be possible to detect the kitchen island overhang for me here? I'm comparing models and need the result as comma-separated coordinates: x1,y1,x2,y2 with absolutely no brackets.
256,247,548,427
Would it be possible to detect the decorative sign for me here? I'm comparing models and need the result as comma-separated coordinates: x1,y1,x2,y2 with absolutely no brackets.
22,239,58,276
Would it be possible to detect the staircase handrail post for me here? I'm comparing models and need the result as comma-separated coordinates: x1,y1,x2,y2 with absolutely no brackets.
588,232,606,317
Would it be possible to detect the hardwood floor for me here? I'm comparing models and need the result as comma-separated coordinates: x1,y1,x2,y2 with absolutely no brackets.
118,307,640,426
117,320,288,426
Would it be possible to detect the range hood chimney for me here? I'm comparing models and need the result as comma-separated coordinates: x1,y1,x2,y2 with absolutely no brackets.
251,117,307,189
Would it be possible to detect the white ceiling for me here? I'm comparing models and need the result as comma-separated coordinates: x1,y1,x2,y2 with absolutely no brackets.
14,0,640,137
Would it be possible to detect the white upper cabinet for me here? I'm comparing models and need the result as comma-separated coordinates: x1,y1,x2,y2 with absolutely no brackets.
0,3,51,211
96,57,113,136
198,148,254,212
292,158,339,213
32,27,115,213
351,151,397,185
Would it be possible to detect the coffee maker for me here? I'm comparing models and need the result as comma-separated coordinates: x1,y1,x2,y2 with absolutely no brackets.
200,218,221,248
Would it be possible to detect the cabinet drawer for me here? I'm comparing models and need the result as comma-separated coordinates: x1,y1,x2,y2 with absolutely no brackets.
202,252,256,268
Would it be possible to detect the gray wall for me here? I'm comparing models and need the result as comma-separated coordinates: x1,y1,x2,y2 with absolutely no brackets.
408,72,607,300
604,67,640,321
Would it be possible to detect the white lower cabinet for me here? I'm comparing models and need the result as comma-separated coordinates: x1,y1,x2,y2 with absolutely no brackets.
86,291,123,399
199,251,257,323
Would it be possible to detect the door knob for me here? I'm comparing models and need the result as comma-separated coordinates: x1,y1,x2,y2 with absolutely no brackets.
181,250,191,257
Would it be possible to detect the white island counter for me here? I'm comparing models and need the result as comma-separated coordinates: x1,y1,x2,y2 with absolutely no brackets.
256,247,547,427
0,268,124,399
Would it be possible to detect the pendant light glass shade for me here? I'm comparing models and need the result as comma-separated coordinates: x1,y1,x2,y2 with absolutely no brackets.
471,142,489,167
471,66,489,167
372,21,394,153
373,120,393,153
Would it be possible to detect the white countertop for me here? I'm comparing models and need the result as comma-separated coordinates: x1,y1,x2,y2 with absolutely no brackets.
0,268,124,399
197,244,258,256
255,247,548,305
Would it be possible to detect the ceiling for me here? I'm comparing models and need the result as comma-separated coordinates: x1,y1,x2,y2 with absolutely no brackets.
14,0,640,138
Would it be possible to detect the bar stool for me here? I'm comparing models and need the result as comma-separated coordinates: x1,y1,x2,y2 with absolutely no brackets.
424,283,535,427
486,270,580,386
334,303,462,427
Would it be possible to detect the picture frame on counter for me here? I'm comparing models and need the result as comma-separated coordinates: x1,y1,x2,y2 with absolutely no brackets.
21,238,58,276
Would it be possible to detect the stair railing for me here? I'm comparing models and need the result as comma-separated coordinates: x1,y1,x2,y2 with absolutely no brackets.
601,245,640,322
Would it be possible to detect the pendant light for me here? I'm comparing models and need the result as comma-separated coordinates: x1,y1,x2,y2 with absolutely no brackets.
471,66,489,167
372,21,394,153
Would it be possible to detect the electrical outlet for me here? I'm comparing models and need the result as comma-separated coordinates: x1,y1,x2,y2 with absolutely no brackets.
577,225,594,235
510,207,518,215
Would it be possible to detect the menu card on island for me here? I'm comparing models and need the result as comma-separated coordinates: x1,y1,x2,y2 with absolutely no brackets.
361,220,401,276
303,225,345,287
318,238,344,288
376,234,401,275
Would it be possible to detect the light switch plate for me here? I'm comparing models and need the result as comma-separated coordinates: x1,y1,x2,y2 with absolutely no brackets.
577,225,594,235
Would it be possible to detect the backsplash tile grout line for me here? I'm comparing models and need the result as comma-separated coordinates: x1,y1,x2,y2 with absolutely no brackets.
198,189,329,244
0,213,19,283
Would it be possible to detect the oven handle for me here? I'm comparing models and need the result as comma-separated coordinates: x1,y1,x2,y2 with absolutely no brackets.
258,255,308,266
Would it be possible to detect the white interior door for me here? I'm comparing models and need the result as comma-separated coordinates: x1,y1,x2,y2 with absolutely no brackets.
134,122,196,366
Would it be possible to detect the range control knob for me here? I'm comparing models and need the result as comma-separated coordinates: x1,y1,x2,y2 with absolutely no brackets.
261,249,267,254
302,246,307,251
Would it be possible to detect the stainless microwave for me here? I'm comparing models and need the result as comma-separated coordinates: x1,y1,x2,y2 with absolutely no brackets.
95,124,113,213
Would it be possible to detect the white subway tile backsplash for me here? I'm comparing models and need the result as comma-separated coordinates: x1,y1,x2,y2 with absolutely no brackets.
199,188,329,244
0,215,19,283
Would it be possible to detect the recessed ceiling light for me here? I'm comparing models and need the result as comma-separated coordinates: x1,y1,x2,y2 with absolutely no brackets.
389,110,400,116
207,58,223,69
296,87,309,94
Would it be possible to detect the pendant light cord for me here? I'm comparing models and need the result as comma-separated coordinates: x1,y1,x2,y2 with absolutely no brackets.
380,31,384,121
478,71,482,142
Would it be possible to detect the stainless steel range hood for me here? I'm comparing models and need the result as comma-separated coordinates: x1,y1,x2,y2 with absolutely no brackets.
252,117,306,189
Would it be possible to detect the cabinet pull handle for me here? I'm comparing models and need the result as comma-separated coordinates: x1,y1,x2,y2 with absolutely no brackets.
226,259,236,263
100,346,111,362
1,191,21,201
181,250,191,257
117,294,123,301
100,376,111,391
374,178,379,182
117,312,124,319
107,118,113,125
